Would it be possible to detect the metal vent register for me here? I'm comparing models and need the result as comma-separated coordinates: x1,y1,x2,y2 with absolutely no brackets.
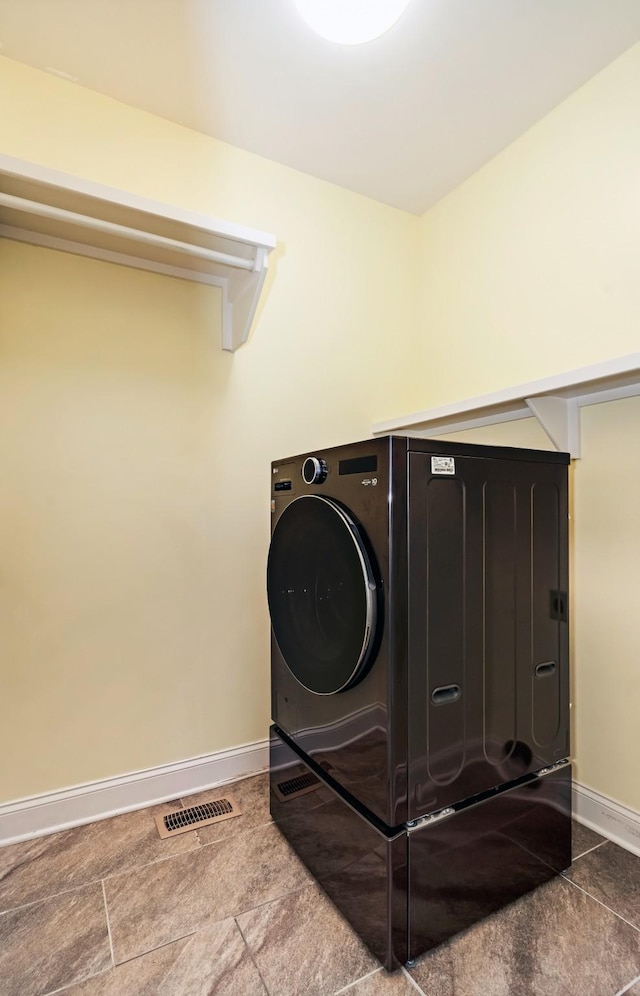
155,795,242,839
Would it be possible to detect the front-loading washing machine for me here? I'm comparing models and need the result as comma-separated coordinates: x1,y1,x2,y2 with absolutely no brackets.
267,435,572,968
268,434,570,828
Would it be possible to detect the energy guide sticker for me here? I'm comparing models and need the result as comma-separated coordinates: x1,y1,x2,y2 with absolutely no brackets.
431,456,455,475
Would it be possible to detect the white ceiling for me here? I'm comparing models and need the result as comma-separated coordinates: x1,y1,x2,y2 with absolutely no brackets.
1,0,639,214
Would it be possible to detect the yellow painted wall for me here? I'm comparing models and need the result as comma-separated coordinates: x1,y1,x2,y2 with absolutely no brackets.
0,57,422,802
415,43,640,810
414,42,640,404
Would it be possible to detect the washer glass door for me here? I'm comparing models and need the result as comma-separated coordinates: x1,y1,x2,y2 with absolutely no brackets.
267,495,378,694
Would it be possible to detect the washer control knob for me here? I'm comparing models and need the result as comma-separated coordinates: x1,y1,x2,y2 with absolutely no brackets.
302,456,328,485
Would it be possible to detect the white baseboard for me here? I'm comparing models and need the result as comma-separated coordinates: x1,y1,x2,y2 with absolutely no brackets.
0,738,269,847
573,781,640,858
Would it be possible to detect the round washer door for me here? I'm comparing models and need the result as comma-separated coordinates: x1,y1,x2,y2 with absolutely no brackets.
267,495,379,695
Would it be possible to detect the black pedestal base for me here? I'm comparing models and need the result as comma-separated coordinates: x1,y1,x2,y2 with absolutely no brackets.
270,726,572,971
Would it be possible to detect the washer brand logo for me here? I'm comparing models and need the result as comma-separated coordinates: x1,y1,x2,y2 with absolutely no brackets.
361,478,378,486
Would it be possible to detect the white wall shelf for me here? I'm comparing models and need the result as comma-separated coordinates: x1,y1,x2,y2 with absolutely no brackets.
373,354,640,458
0,153,276,352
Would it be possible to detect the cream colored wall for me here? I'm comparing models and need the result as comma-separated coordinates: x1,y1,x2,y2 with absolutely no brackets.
415,43,640,811
414,42,640,404
570,397,640,809
0,57,422,802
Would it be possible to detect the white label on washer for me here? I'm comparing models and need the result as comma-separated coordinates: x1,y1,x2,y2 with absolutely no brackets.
431,456,455,475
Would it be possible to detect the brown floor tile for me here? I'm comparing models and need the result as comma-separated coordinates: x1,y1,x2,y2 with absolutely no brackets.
237,881,378,996
104,822,311,964
337,967,422,994
0,801,198,911
0,883,111,996
183,773,273,845
407,875,640,996
61,918,267,995
572,819,607,860
564,841,640,928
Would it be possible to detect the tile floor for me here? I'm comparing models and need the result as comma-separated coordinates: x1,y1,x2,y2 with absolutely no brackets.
1,773,639,996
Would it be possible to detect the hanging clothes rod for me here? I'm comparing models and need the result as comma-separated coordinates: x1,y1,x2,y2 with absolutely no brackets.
0,192,257,271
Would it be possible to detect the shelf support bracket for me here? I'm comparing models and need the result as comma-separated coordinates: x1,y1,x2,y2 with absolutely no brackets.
525,396,581,458
221,247,270,352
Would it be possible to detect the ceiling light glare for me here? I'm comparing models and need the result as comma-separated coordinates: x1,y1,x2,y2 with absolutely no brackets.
293,0,411,46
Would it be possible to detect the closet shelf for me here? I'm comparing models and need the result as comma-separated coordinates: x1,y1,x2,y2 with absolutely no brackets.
0,153,276,351
373,353,640,458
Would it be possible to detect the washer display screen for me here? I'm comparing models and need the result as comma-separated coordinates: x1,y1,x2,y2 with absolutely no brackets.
267,495,378,694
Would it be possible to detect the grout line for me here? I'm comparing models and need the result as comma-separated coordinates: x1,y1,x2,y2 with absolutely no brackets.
99,839,203,880
234,914,271,995
197,817,274,848
333,967,382,993
99,926,202,970
101,879,116,968
616,973,640,996
572,839,609,861
43,967,113,996
0,881,94,916
115,929,204,968
232,877,317,920
402,965,429,994
561,874,640,934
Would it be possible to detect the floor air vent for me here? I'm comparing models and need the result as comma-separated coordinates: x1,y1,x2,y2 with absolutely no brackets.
273,771,321,802
155,795,242,839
